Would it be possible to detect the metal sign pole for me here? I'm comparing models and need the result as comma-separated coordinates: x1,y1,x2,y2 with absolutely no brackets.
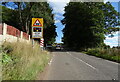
32,20,34,48
32,39,34,48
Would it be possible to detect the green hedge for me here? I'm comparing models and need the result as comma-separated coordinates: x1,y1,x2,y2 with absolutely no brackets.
86,48,120,63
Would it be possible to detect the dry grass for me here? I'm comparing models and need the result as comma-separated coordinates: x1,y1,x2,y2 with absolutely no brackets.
2,41,50,80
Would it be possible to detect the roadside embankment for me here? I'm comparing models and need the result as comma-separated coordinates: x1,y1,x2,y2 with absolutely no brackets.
1,41,51,80
83,48,120,63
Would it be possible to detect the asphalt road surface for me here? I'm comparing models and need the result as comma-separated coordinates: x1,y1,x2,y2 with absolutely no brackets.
44,51,119,80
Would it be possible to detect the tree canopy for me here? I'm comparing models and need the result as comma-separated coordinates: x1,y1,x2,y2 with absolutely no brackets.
62,2,119,50
2,2,57,45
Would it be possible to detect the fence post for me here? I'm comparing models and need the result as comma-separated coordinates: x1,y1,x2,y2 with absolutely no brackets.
29,35,30,41
21,31,23,39
3,23,7,42
3,23,7,35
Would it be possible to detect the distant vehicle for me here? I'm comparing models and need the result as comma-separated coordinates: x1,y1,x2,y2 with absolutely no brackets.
46,44,53,51
55,44,61,50
46,44,52,48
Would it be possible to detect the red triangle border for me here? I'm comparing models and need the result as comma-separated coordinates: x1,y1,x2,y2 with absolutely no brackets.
33,19,42,26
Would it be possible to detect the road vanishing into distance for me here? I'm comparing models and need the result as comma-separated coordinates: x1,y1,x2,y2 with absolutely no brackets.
43,51,119,80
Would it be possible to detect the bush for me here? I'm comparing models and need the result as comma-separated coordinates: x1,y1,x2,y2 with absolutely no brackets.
2,41,50,80
86,48,100,56
86,48,120,63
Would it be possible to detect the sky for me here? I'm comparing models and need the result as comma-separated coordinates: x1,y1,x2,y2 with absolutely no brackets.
48,0,120,47
48,0,70,43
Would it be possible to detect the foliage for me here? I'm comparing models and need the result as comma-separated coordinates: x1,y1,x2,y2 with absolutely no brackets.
2,2,57,44
86,48,120,63
2,6,21,30
2,42,50,80
2,53,12,64
62,2,119,50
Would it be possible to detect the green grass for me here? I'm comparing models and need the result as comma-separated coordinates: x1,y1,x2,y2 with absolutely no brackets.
1,41,50,80
85,48,120,63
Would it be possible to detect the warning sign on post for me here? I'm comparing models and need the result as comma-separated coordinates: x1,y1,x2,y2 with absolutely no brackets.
32,18,43,38
32,18,43,27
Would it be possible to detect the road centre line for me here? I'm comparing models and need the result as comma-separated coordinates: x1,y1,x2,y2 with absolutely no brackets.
66,52,97,70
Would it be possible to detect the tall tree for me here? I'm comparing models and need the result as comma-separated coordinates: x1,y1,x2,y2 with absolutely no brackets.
2,5,20,30
2,2,57,45
62,2,119,50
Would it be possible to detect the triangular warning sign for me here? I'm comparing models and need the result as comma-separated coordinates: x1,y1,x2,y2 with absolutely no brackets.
33,19,42,26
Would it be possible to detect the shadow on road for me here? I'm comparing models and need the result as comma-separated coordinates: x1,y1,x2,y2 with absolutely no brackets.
49,49,78,52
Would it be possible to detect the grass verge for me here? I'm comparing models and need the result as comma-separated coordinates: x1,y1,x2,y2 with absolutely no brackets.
83,48,120,63
1,41,50,80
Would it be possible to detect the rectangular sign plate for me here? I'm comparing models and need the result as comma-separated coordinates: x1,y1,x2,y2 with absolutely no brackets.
32,27,43,38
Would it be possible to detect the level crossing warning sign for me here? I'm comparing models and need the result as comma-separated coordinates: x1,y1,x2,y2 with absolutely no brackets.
32,18,43,27
32,18,43,38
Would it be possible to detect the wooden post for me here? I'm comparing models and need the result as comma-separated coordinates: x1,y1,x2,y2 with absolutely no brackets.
3,23,7,35
20,31,23,39
29,35,30,41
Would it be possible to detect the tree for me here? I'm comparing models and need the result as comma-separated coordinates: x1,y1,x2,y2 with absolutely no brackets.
2,2,57,45
2,5,21,30
62,2,119,50
95,2,119,35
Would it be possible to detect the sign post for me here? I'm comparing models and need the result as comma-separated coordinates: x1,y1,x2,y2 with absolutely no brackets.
32,18,44,49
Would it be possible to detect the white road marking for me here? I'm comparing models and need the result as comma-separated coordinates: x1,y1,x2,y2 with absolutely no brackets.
66,52,97,70
66,52,70,54
48,59,52,65
75,57,97,70
66,52,72,56
105,60,118,65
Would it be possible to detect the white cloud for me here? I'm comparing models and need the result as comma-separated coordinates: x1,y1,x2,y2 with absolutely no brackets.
104,35,119,47
105,36,118,41
48,0,70,2
55,20,60,23
48,0,70,14
104,31,120,47
55,14,64,19
104,0,109,3
104,0,120,3
104,41,118,47
47,0,70,43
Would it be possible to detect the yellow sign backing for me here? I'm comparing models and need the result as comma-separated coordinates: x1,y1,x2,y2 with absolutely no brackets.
32,18,43,27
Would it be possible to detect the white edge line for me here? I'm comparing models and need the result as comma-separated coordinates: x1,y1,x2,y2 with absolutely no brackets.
48,55,54,65
48,58,53,65
105,60,119,65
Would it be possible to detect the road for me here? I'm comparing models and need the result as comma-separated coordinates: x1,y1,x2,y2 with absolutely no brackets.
44,51,119,80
